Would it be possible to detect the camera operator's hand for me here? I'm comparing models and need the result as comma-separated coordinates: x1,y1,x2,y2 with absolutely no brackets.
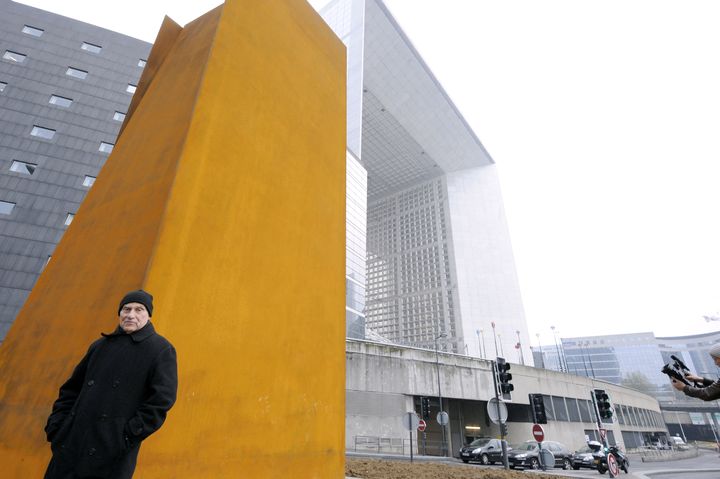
671,378,686,391
684,373,704,383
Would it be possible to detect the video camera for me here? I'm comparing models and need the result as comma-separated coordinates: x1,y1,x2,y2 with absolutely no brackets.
661,355,701,387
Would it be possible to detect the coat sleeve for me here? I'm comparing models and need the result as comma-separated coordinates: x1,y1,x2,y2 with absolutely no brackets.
44,341,97,442
684,380,720,401
126,344,178,443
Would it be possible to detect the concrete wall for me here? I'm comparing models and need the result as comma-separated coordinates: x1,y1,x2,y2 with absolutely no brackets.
346,339,666,454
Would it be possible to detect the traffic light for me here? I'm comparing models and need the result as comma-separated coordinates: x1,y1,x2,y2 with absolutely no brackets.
593,389,613,422
529,393,547,424
496,357,514,400
420,396,431,420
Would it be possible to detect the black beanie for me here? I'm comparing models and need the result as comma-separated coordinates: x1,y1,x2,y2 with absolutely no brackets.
118,289,153,317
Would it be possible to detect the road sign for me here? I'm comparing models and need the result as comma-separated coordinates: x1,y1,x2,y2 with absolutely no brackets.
418,419,427,432
532,423,545,442
599,428,607,443
607,453,619,476
402,412,420,431
437,411,449,426
487,397,508,424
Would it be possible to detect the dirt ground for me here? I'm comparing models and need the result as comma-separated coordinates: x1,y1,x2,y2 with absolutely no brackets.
345,458,566,479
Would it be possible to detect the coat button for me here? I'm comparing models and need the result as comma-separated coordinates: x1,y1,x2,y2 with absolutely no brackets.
87,380,95,386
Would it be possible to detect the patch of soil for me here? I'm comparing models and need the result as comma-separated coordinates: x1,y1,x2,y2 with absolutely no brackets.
345,458,567,479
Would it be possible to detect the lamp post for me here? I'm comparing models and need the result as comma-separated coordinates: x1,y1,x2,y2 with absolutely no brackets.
550,326,564,372
491,322,499,358
435,331,448,456
584,341,596,378
516,330,525,365
535,333,546,368
476,329,485,359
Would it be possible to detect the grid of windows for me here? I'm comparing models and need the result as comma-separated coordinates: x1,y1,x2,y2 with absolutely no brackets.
365,178,458,351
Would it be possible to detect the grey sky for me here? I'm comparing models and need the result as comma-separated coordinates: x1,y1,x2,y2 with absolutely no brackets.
15,0,720,341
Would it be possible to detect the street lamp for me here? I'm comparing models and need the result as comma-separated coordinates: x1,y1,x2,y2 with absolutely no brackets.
476,329,485,359
550,326,565,372
515,330,525,365
434,331,448,456
535,333,546,368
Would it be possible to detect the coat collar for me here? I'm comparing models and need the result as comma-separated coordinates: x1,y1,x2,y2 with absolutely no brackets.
102,321,156,342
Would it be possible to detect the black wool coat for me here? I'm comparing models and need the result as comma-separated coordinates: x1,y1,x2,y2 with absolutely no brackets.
44,321,178,479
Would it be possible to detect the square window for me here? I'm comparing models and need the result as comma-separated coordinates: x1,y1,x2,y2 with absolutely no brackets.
49,95,73,107
66,67,88,79
30,125,55,140
3,51,26,63
0,82,6,92
0,200,15,215
10,160,37,175
98,142,114,153
22,25,44,36
126,84,137,94
64,213,74,226
138,59,147,68
113,111,126,122
82,175,96,187
81,42,102,54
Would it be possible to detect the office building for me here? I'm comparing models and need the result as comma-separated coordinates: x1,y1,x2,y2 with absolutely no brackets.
0,0,150,340
321,0,533,360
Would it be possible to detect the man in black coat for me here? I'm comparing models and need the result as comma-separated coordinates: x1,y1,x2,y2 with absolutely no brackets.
44,290,178,479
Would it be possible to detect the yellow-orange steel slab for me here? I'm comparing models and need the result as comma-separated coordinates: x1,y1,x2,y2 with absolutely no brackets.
0,0,346,477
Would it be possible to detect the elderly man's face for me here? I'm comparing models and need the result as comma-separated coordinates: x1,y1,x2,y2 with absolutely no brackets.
119,302,150,333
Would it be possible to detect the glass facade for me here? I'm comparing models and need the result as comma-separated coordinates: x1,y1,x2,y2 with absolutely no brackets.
346,152,367,338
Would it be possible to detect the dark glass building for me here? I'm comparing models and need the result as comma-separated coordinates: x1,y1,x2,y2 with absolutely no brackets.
0,0,151,340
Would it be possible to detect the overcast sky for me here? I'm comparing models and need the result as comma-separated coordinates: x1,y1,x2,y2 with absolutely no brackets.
15,0,720,342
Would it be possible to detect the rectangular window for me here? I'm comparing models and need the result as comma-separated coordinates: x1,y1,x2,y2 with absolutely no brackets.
10,160,37,175
137,59,147,68
66,67,88,79
81,42,102,53
0,200,15,215
64,213,74,226
0,82,6,92
30,125,55,140
113,111,126,122
49,95,73,107
98,142,114,153
126,83,137,94
22,25,44,36
3,51,27,63
82,175,96,187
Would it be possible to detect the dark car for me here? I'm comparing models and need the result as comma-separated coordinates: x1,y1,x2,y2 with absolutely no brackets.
458,437,503,465
507,440,573,470
571,445,596,470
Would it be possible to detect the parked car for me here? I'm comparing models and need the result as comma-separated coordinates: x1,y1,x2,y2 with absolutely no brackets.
669,436,690,451
570,445,596,470
458,437,503,465
507,440,573,470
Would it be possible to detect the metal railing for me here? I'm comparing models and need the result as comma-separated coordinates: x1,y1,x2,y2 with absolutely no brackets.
352,436,445,456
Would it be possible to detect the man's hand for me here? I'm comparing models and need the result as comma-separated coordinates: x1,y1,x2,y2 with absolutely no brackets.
684,373,703,383
672,378,686,391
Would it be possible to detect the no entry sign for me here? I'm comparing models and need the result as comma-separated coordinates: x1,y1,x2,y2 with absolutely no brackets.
607,453,619,476
532,423,545,442
418,419,427,432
